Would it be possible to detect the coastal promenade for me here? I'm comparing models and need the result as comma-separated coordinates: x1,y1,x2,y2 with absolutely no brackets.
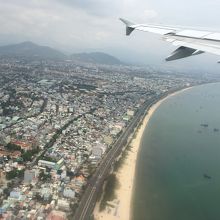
73,87,187,220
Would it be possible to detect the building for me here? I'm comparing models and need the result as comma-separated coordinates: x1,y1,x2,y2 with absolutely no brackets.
89,146,103,163
11,140,32,151
10,151,22,159
47,210,67,220
24,169,37,184
0,134,11,145
63,188,75,199
127,110,135,116
57,199,70,211
41,188,52,200
55,158,64,170
9,189,22,200
38,158,64,170
92,147,102,158
38,160,56,169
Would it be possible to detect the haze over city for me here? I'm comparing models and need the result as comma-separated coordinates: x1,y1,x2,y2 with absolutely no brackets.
1,0,220,67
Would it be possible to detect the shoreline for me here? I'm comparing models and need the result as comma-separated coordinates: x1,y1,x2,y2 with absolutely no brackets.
93,87,192,220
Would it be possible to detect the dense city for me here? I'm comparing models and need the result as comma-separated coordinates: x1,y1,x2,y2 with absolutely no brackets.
0,58,213,219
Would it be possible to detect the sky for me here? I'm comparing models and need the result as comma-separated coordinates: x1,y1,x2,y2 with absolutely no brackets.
1,0,220,70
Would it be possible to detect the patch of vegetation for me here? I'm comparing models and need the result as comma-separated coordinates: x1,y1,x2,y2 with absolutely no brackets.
114,144,132,172
73,83,97,91
22,148,40,162
99,173,119,211
6,169,24,180
5,143,40,162
38,171,51,181
5,143,21,151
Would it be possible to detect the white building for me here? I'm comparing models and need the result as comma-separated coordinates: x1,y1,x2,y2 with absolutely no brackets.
38,160,56,169
24,169,37,184
63,188,75,198
57,199,70,211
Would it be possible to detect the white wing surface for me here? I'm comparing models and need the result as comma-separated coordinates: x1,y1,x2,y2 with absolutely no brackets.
120,18,220,61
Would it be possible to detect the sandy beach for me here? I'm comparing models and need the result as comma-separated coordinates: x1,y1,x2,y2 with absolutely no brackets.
94,88,191,220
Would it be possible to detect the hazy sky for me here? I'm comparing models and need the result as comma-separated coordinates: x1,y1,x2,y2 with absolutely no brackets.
1,0,220,68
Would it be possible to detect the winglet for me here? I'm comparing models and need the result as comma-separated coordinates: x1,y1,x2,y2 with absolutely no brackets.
119,18,135,36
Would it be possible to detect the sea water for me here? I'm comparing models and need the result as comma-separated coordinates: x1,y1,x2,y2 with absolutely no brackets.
132,83,220,220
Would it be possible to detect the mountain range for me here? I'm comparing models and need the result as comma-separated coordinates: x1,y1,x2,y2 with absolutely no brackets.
0,41,122,65
70,52,122,65
0,41,65,60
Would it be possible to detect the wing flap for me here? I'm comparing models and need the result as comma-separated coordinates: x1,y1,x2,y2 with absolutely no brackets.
167,37,220,55
166,46,204,61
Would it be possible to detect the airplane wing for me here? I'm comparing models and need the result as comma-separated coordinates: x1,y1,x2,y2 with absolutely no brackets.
120,18,220,61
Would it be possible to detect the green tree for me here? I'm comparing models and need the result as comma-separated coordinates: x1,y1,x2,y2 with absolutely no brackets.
6,169,24,180
5,143,21,151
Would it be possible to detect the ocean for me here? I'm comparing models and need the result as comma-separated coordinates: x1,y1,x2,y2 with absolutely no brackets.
132,83,220,220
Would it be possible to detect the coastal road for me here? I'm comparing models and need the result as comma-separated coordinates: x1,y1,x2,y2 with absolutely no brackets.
73,94,164,220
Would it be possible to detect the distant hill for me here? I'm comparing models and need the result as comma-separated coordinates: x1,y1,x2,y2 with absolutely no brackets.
0,41,66,60
70,52,122,65
0,42,123,64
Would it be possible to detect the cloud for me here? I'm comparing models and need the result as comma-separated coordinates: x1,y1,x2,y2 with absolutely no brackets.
0,0,219,68
0,0,159,49
54,0,122,17
144,9,158,19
